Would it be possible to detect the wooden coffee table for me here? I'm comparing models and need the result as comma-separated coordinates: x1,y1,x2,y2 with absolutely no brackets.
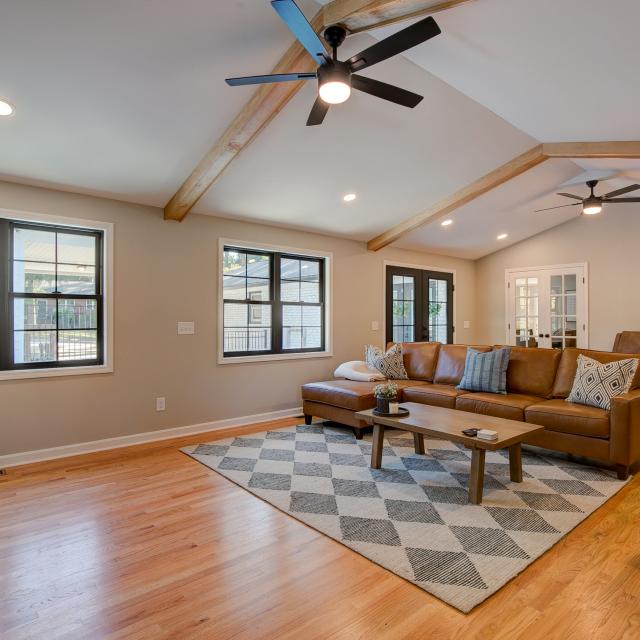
356,402,545,504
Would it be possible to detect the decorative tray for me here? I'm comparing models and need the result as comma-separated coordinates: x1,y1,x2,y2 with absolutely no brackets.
372,407,410,418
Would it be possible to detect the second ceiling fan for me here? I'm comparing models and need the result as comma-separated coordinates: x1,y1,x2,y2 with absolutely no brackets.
226,0,441,126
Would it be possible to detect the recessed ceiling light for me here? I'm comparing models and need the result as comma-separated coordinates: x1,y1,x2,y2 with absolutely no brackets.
0,100,14,117
441,219,453,227
343,193,356,202
497,233,508,240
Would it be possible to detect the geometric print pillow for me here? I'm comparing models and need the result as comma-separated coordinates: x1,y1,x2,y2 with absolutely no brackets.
364,343,409,380
567,354,639,410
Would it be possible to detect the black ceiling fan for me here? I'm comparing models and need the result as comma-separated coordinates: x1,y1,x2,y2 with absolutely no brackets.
225,0,441,126
535,180,640,215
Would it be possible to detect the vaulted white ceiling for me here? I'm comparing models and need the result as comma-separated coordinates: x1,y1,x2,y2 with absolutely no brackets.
1,0,638,258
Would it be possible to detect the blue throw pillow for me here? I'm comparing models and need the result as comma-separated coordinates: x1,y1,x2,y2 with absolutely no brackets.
457,347,511,394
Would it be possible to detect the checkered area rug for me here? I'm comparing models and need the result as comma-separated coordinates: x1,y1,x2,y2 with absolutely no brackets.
182,422,628,612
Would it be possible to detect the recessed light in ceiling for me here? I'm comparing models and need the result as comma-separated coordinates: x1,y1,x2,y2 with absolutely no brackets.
343,193,356,202
497,233,508,240
0,100,14,117
441,219,453,227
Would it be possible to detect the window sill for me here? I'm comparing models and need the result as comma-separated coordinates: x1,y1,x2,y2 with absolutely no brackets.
0,363,113,381
218,351,333,365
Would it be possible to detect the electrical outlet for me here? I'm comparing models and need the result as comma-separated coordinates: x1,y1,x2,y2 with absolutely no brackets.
156,397,166,411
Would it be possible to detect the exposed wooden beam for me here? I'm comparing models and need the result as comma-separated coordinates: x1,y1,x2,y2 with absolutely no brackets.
366,144,547,251
543,141,640,159
324,0,474,34
165,0,476,222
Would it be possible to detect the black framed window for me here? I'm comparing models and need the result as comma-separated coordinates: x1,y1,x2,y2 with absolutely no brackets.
0,219,104,371
223,246,325,357
385,265,453,344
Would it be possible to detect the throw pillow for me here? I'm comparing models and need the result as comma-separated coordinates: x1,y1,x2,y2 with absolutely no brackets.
364,343,408,380
567,354,639,410
457,347,511,394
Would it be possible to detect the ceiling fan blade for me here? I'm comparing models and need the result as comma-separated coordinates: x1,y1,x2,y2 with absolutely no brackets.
602,184,640,199
306,97,329,126
226,72,316,86
534,203,581,212
602,198,640,203
557,192,582,200
347,16,441,72
271,0,326,64
351,75,423,108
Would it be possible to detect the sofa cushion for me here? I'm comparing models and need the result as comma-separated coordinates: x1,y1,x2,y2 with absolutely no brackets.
497,346,561,398
402,384,466,409
433,344,492,386
397,341,441,381
456,392,543,421
364,343,408,379
301,380,426,411
553,348,640,398
525,399,610,439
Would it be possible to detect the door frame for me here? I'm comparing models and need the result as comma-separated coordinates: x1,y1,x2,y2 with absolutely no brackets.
504,262,589,348
382,260,457,347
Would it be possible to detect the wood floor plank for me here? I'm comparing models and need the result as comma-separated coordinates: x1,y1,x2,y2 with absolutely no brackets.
1,417,639,639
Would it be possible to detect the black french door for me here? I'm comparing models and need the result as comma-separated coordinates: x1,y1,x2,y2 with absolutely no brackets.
385,266,454,344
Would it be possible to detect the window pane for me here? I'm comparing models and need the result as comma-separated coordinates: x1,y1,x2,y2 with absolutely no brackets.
550,275,562,295
58,330,97,361
14,330,56,363
300,260,319,282
403,326,414,342
13,261,56,293
393,326,403,343
403,301,414,324
564,274,577,294
248,304,271,328
224,329,248,353
550,296,563,315
248,305,271,351
247,278,270,301
57,233,96,265
283,305,302,326
403,277,414,300
565,316,577,336
246,254,269,278
302,306,321,326
58,299,98,329
57,264,96,294
13,228,55,262
565,294,576,315
281,258,300,280
224,303,248,328
392,276,403,300
223,275,246,300
300,281,320,303
283,327,302,350
281,280,300,302
302,326,321,348
13,299,56,330
223,250,246,276
551,316,563,336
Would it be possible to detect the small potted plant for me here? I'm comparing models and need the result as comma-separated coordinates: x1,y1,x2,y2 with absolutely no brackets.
373,381,398,414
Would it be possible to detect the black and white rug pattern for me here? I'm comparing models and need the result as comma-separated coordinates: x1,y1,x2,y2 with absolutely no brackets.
182,422,628,612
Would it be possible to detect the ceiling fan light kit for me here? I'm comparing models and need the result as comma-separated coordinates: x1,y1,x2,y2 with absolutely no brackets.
225,0,441,126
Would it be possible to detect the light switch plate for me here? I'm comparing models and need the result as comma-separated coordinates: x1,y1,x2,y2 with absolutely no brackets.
371,320,379,331
177,321,195,335
463,320,471,329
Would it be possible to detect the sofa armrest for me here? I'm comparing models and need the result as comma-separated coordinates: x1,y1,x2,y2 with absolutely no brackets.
610,389,640,465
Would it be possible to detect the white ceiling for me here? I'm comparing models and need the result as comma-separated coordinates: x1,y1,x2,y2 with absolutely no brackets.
1,0,639,258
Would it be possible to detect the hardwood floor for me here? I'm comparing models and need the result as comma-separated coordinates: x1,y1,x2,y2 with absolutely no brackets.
2,417,639,640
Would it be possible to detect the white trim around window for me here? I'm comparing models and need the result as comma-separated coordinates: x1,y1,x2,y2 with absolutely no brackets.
0,207,114,381
217,237,333,364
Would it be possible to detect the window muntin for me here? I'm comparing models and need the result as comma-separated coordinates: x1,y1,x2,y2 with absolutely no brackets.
0,220,103,370
223,246,325,357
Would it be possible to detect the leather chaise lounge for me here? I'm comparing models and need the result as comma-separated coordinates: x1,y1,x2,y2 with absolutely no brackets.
301,343,640,480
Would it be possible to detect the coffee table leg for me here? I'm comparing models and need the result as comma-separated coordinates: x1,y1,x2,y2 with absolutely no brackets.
468,448,486,504
371,422,385,469
413,432,425,455
509,443,523,482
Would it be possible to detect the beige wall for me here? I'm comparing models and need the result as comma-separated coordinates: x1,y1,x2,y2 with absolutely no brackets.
0,181,476,455
475,206,640,351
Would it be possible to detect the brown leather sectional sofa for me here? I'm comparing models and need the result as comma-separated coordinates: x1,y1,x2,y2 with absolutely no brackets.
301,343,640,479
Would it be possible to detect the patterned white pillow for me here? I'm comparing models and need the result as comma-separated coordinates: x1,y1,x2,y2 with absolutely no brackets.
364,343,408,380
567,354,639,410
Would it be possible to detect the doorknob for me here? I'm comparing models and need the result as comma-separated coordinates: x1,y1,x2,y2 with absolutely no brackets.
544,334,550,338
538,333,544,338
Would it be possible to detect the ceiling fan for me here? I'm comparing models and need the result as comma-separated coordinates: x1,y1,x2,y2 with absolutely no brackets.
225,0,441,126
535,180,640,215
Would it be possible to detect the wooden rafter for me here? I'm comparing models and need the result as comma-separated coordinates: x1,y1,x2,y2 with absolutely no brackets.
164,0,475,222
366,140,640,251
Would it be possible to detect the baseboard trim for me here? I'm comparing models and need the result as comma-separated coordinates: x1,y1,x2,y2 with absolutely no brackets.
0,407,303,468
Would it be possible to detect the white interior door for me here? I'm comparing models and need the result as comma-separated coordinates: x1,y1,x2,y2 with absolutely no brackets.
506,265,587,349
